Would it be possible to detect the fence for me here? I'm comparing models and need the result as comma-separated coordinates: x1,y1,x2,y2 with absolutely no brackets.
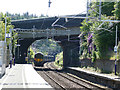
0,41,7,77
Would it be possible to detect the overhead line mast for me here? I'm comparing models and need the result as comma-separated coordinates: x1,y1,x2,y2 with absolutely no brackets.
48,0,52,8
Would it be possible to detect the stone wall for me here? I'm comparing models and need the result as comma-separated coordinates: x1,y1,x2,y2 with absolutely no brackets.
80,59,120,75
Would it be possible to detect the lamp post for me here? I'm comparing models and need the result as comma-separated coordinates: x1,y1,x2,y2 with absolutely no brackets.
9,29,12,64
5,17,7,43
114,25,118,75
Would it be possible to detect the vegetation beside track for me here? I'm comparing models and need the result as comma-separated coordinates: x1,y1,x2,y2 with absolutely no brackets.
54,52,63,68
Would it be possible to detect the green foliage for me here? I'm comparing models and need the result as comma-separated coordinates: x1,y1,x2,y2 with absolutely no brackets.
89,2,114,17
6,12,47,20
0,13,14,41
80,2,118,60
0,12,17,57
91,18,115,59
102,2,114,16
113,1,120,42
112,1,120,19
12,30,18,56
30,48,35,58
80,19,91,33
55,52,63,67
32,39,62,56
92,51,96,62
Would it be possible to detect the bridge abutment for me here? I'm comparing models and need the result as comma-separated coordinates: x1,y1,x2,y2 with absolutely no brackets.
58,38,80,68
15,39,35,64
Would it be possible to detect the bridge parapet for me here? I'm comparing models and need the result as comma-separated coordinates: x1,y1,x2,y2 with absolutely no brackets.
16,27,80,39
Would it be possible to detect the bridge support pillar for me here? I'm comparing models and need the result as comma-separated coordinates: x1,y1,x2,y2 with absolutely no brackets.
61,40,80,68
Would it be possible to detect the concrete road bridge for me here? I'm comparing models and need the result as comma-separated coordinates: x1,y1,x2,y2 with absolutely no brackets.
11,15,84,67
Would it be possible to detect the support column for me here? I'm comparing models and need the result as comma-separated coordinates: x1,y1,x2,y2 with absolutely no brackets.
61,40,80,67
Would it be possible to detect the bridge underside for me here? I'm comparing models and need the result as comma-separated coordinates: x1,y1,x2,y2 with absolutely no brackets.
15,35,80,67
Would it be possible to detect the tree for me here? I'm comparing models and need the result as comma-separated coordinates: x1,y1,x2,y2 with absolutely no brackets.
113,1,120,19
32,39,62,56
0,12,17,57
4,12,40,20
80,2,117,60
102,2,114,16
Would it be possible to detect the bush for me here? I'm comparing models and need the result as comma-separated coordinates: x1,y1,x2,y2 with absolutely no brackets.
55,52,63,67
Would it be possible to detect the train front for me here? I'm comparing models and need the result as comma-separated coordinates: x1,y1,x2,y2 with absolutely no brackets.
34,53,44,66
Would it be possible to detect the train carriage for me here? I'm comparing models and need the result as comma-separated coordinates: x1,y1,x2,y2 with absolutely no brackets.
34,52,54,66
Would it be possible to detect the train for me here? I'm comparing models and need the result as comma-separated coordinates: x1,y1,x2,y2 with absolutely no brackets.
34,52,54,66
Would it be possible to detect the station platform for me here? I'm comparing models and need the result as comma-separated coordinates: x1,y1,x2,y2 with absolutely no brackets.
0,64,54,90
67,67,120,89
68,67,120,81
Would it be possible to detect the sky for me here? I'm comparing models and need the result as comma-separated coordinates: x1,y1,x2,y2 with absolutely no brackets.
0,0,87,16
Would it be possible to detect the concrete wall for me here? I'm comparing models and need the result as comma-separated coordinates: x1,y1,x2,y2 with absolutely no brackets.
80,59,120,75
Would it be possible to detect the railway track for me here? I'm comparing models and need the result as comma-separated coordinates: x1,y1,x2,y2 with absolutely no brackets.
47,62,112,90
34,65,65,89
34,62,112,90
40,68,65,89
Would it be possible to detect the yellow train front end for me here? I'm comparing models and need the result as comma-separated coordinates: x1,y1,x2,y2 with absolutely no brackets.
34,53,44,66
